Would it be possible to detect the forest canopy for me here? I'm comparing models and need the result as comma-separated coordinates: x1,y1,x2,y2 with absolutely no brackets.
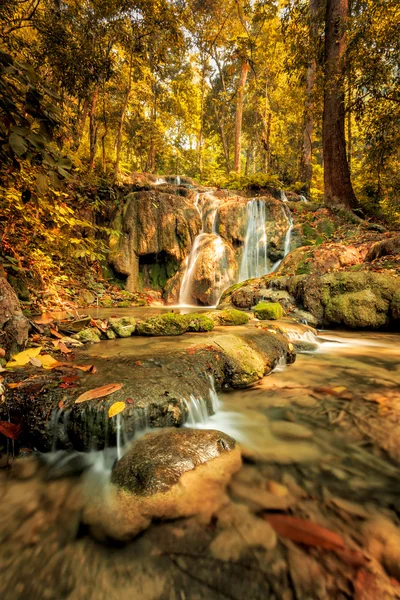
0,0,399,223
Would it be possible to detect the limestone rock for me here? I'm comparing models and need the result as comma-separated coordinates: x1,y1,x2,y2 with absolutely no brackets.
109,317,136,337
209,308,250,326
136,313,189,336
84,428,241,540
73,328,101,343
254,302,285,320
0,276,30,357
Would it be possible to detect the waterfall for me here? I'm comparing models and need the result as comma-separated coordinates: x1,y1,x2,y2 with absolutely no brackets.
179,192,229,306
239,199,268,281
283,204,294,256
280,190,288,202
299,194,308,203
175,176,181,186
183,376,220,426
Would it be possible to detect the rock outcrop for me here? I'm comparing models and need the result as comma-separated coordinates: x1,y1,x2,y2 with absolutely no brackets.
84,428,241,540
0,276,30,358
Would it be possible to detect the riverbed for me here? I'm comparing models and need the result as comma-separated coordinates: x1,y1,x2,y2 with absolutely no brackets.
1,329,400,599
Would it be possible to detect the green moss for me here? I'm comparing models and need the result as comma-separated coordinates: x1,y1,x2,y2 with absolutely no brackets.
317,219,336,238
74,328,101,343
185,314,215,332
100,296,113,307
136,313,189,336
109,317,137,337
296,259,312,275
325,289,389,329
117,301,131,308
254,302,285,320
211,309,250,326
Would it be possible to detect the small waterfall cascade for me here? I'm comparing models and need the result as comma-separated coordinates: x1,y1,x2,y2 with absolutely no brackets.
239,199,269,281
154,177,167,185
283,204,294,257
183,376,220,426
299,194,308,203
280,190,288,202
179,192,229,306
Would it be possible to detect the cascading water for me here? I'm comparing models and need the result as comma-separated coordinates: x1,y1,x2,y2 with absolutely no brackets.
280,190,288,202
283,204,294,257
239,199,268,281
179,192,230,306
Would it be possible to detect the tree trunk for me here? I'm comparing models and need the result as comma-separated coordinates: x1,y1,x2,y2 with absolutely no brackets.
73,98,89,152
0,277,29,359
323,0,357,208
234,61,250,174
114,54,133,181
299,0,320,192
198,56,207,182
213,104,230,174
89,85,99,170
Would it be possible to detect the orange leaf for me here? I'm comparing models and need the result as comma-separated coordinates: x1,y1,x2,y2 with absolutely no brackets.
75,383,122,404
0,421,21,440
50,328,63,339
73,364,97,373
58,342,72,355
263,515,346,550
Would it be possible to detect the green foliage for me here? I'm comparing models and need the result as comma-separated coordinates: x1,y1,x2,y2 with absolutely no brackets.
211,172,283,192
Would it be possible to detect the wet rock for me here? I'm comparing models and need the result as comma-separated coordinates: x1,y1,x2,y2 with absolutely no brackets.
255,289,293,311
73,328,101,343
365,235,400,262
108,317,136,338
86,428,241,539
363,516,400,580
136,313,189,336
209,308,250,326
61,317,91,333
289,308,319,328
8,274,30,301
270,421,313,440
230,480,296,511
0,275,30,358
213,334,265,387
185,313,214,332
77,290,95,306
254,302,285,320
106,329,116,340
228,284,256,309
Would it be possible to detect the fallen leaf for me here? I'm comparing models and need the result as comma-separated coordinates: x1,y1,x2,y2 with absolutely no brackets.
108,401,126,418
135,360,143,366
126,397,135,404
29,356,43,367
39,354,60,369
57,342,72,355
73,364,97,373
0,421,21,440
75,383,122,404
61,375,79,384
0,348,5,358
263,515,346,550
50,328,63,339
6,347,42,368
33,315,54,325
58,399,65,409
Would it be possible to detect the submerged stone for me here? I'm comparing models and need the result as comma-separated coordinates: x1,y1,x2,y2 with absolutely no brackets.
254,302,285,320
109,316,136,337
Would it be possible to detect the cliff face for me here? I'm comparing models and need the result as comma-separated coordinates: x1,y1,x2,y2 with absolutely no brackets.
110,190,201,294
110,185,296,305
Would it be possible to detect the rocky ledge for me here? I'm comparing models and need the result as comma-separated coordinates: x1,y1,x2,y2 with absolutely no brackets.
2,327,295,451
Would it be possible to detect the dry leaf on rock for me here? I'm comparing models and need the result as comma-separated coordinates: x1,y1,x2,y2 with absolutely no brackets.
0,421,21,440
6,347,42,367
108,402,126,418
75,383,122,404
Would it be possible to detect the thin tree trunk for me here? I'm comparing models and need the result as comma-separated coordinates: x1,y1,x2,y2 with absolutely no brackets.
299,0,320,191
198,56,207,182
74,98,89,152
114,54,134,181
323,0,357,208
234,60,250,173
89,85,99,170
213,104,230,174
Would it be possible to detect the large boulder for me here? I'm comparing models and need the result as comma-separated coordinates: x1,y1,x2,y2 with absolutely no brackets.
84,428,241,539
109,190,201,293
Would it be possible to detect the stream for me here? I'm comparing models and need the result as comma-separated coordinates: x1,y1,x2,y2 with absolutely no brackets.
1,327,400,599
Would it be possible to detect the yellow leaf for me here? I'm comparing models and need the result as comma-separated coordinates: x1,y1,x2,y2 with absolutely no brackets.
108,402,126,418
333,386,347,394
75,383,122,404
6,347,42,368
38,354,60,369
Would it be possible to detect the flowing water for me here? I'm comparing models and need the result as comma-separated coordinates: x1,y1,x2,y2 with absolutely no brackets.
1,328,400,599
239,199,268,281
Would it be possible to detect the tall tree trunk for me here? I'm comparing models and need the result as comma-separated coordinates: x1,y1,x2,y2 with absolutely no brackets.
299,0,320,192
114,54,134,181
198,56,207,182
262,73,272,172
234,60,250,173
213,104,230,174
74,98,89,152
89,85,99,170
101,84,108,173
323,0,357,208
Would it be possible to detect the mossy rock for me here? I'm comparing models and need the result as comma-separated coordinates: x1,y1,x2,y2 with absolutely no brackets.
325,289,389,329
73,328,101,343
210,309,250,326
254,302,285,320
117,301,132,308
185,314,215,332
100,296,113,308
109,317,137,338
213,334,265,388
136,313,189,336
